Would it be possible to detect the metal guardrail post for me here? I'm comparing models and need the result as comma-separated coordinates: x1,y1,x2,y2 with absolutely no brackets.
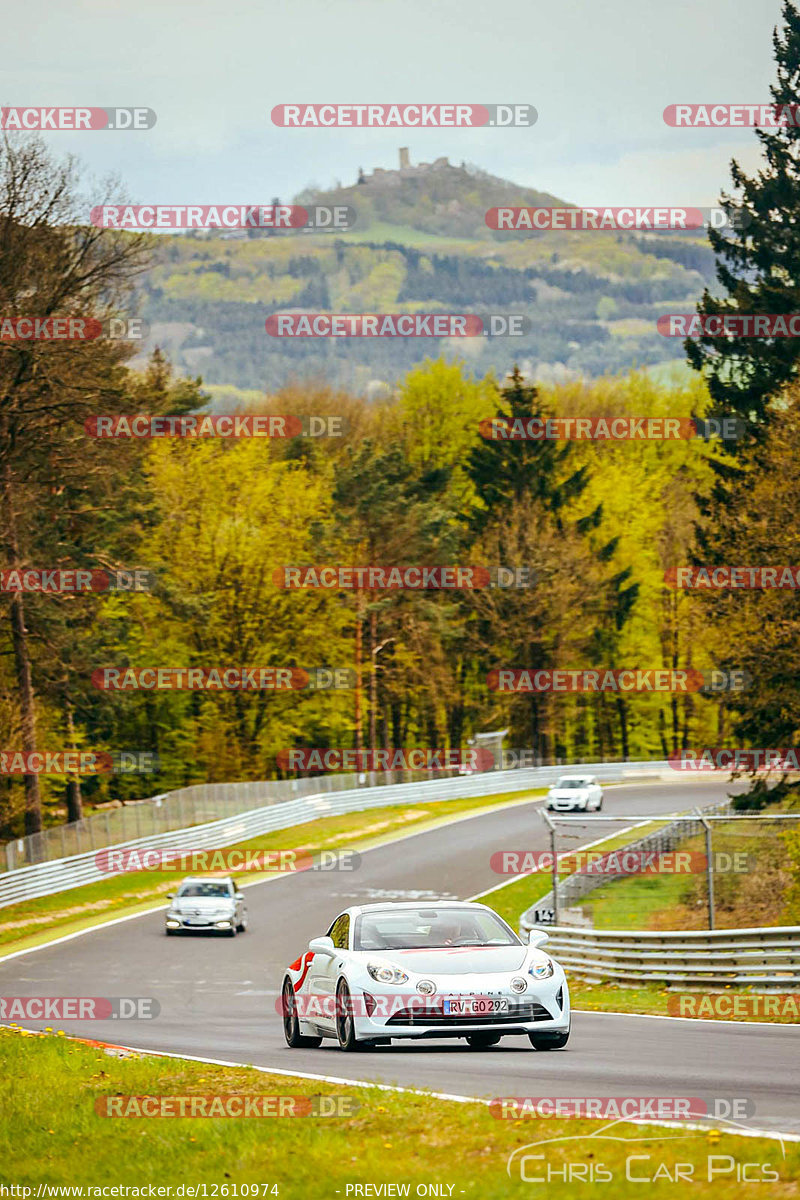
541,808,558,926
696,808,715,930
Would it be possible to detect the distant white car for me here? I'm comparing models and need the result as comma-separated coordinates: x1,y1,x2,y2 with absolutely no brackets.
281,901,570,1052
546,774,603,812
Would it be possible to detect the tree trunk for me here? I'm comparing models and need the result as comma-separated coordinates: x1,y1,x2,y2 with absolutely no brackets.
64,702,83,823
3,464,42,834
369,607,378,758
354,594,364,752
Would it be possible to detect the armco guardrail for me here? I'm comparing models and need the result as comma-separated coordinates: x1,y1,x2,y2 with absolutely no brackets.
0,759,669,907
522,924,800,988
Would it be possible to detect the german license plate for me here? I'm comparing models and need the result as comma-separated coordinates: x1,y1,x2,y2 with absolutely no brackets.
443,997,509,1015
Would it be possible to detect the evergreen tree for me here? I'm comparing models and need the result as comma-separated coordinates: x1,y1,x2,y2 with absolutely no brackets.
686,2,800,431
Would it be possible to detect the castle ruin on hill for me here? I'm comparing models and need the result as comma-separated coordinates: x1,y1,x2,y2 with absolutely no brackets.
357,148,466,186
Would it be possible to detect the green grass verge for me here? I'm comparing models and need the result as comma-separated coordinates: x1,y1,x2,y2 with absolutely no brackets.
478,816,669,928
0,789,545,956
576,810,795,931
1,1029,796,1196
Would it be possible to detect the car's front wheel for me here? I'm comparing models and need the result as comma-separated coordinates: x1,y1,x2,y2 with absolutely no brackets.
281,978,322,1049
335,980,363,1051
465,1033,502,1049
528,1027,570,1050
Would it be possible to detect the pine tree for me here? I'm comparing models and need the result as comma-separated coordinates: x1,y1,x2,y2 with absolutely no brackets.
686,1,800,432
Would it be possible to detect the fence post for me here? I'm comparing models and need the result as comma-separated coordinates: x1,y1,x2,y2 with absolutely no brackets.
697,810,715,930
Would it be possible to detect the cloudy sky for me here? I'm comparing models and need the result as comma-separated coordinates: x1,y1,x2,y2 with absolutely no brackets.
6,0,787,207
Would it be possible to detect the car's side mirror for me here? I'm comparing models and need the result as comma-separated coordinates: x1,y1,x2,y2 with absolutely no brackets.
234,891,243,898
166,893,174,900
528,930,550,948
308,936,336,956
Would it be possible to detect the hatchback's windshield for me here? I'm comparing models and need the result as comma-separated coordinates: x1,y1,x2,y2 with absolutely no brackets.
556,778,588,789
353,907,520,951
178,882,231,898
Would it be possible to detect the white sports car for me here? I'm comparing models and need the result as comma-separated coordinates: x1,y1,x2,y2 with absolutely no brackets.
280,901,570,1051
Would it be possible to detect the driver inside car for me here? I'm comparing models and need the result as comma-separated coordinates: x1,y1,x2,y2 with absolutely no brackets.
431,917,464,946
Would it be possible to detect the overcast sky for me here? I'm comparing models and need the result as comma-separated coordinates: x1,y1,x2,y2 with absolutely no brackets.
6,0,787,208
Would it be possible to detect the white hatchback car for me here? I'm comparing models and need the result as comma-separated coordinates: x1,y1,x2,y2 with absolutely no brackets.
281,901,570,1052
546,774,604,812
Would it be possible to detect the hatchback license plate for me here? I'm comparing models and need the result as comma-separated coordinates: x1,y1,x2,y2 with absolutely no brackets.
443,997,509,1015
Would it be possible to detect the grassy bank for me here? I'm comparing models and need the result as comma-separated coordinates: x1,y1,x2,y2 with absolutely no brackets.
1,1028,796,1197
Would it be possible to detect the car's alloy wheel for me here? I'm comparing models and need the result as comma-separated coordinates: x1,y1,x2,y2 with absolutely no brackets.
465,1033,502,1049
236,916,247,932
281,978,322,1049
226,923,237,938
528,1026,570,1050
335,980,361,1051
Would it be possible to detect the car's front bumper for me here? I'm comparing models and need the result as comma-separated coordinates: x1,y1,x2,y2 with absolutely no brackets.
349,978,570,1040
165,915,235,931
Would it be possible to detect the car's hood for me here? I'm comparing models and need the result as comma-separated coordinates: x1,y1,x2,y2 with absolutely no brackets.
171,897,234,912
549,789,587,799
385,946,529,975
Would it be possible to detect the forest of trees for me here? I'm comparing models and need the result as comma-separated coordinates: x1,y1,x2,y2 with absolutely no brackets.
3,2,800,840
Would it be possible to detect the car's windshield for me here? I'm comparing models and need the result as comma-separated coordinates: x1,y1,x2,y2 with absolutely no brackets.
353,907,521,951
177,882,231,898
556,778,588,789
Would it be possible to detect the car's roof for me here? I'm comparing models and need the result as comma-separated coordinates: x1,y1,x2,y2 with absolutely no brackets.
344,900,493,916
177,876,232,884
555,774,593,780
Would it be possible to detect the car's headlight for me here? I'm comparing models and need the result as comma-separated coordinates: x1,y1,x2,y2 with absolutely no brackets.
529,958,555,979
367,962,410,985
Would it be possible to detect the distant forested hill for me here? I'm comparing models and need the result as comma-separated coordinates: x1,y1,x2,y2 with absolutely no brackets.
133,158,715,396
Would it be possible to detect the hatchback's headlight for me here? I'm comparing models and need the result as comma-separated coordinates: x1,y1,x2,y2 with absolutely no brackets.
529,958,555,979
367,962,409,985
